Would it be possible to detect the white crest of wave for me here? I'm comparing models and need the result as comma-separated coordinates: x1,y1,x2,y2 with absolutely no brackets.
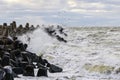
18,27,56,55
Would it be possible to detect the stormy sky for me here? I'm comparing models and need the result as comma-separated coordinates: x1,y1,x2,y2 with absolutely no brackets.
0,0,120,27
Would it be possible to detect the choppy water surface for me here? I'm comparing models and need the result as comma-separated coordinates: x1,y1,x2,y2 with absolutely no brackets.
16,27,120,80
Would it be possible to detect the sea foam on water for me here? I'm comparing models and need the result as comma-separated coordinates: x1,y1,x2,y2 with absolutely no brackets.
17,27,120,80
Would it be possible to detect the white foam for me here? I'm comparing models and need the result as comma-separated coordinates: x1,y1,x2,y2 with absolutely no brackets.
16,27,120,80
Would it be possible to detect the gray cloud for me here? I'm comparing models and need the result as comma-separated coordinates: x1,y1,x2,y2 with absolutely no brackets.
0,0,120,26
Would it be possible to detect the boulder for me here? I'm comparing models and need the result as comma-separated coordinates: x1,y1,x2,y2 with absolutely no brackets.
23,65,34,76
37,67,48,77
49,64,63,73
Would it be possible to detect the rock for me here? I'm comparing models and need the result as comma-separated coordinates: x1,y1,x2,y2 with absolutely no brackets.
19,61,29,69
44,26,67,43
1,55,10,67
49,64,63,73
114,67,120,74
3,23,7,27
3,66,14,80
37,68,48,77
0,68,5,80
0,21,63,78
23,65,34,76
56,35,67,43
12,67,23,75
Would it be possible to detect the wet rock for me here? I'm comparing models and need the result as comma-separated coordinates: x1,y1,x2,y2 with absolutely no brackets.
3,23,7,27
56,35,67,43
30,25,35,31
114,67,120,74
49,64,63,73
12,67,23,75
23,65,34,76
19,61,29,69
0,21,36,37
37,68,48,77
3,66,14,80
0,21,63,79
12,21,17,29
25,23,30,30
0,68,5,80
44,26,67,43
1,55,10,67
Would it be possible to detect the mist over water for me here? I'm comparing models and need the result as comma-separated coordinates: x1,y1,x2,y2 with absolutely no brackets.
17,27,120,80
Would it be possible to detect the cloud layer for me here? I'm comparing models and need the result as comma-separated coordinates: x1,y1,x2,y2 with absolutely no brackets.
0,0,120,26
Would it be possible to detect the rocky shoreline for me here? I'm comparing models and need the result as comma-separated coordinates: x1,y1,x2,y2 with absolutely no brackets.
0,21,63,80
0,21,37,37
